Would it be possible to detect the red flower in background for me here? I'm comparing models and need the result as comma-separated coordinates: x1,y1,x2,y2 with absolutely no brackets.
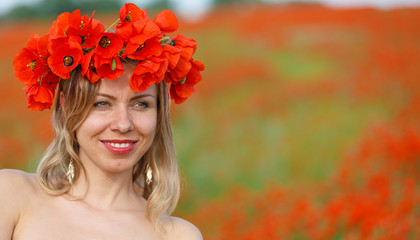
23,82,57,111
153,10,179,33
48,37,83,79
169,60,204,104
129,56,168,92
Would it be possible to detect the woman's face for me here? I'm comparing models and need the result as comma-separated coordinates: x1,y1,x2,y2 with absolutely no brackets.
75,69,158,175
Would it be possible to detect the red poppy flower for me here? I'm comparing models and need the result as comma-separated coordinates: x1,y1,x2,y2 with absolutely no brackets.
129,56,168,92
115,20,134,43
93,32,125,80
162,44,182,69
37,33,51,58
49,10,104,50
96,55,124,80
164,34,198,82
42,70,61,85
81,50,101,83
116,3,149,43
133,20,161,45
126,37,163,61
85,65,101,83
95,32,124,59
23,82,58,111
119,3,148,23
13,34,51,85
48,37,83,79
118,17,144,56
169,59,204,104
67,10,105,49
117,19,161,59
49,12,70,38
153,10,178,33
167,56,192,83
14,48,44,85
171,34,197,60
187,60,205,85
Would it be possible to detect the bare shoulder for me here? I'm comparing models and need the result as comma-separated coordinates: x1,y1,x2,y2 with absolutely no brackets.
162,216,203,240
0,169,38,190
0,169,38,239
0,169,39,201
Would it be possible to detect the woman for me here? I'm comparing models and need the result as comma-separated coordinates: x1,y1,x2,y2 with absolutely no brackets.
0,3,203,239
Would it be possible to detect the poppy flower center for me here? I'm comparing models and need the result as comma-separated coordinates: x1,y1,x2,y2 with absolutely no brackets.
169,40,176,46
27,60,37,71
63,56,74,67
80,20,84,29
80,35,87,45
136,43,146,52
125,12,132,22
99,36,111,48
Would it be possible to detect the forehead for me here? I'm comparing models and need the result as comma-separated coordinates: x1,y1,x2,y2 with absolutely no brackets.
97,69,158,98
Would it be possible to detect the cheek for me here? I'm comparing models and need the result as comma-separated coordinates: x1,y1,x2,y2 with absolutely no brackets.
134,112,158,138
76,113,108,142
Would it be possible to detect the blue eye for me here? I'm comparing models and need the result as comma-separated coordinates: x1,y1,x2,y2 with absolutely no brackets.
94,101,109,108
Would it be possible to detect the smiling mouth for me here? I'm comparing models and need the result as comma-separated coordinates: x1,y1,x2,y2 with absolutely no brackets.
100,140,138,154
102,142,136,148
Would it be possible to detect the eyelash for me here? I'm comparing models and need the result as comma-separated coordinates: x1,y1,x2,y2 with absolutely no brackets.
93,101,109,108
134,101,149,109
93,101,149,109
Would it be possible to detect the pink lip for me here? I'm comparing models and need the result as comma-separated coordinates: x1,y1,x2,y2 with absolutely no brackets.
100,139,138,155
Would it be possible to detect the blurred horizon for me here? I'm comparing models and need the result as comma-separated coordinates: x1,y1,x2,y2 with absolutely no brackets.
1,0,420,22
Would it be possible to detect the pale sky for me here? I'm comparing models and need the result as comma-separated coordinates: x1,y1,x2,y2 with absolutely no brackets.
1,0,420,20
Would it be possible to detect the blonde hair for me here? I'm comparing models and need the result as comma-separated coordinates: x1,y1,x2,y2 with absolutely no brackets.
36,66,180,228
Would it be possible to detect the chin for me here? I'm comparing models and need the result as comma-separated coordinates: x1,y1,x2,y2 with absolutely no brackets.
103,158,139,173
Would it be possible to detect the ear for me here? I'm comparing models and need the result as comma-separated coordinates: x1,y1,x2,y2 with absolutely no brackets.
59,91,66,115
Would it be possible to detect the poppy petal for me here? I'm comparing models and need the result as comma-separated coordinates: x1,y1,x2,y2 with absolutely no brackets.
153,10,179,33
96,56,124,80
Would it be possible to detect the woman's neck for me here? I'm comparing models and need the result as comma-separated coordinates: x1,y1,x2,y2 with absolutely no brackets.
69,165,143,211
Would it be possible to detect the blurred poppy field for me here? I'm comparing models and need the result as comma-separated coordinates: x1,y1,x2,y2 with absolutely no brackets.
1,3,419,239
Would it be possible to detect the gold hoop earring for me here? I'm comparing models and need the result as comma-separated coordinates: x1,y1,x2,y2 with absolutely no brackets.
146,163,153,185
66,160,75,184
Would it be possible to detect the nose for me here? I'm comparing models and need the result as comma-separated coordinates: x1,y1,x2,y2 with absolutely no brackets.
109,106,134,133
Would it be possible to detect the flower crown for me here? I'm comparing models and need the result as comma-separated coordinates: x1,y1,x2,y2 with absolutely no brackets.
13,3,204,111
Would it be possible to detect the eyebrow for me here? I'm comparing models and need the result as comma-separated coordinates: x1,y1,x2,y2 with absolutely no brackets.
97,93,155,101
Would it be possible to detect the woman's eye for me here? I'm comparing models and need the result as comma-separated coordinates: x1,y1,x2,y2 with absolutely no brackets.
134,101,149,109
93,101,110,108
